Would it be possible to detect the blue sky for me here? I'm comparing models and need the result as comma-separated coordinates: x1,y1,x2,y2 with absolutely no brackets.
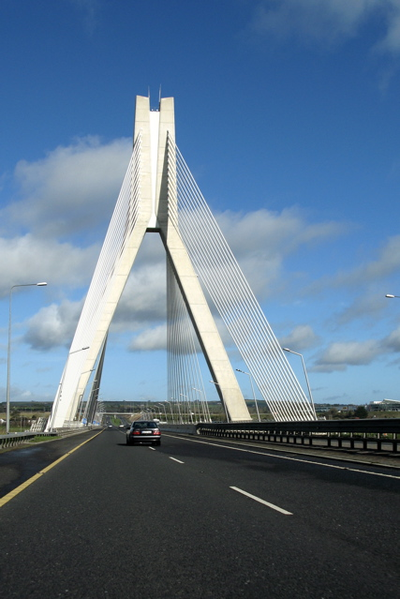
1,0,400,408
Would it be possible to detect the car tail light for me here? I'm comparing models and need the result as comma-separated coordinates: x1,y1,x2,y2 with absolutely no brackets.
133,431,141,435
154,430,161,435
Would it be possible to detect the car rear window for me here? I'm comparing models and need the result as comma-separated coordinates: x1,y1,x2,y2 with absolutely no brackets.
133,422,157,429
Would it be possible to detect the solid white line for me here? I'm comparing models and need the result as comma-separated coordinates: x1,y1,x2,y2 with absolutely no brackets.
230,486,293,515
149,446,156,451
169,456,184,464
163,434,400,480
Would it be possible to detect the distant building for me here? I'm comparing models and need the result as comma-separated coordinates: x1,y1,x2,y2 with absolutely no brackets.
314,403,359,414
368,399,400,412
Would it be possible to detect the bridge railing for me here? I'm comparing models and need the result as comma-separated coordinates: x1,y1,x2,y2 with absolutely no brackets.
0,431,58,450
194,418,400,453
0,426,99,450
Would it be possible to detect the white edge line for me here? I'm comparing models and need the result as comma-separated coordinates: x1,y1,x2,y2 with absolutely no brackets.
230,486,293,515
169,456,184,464
163,434,400,480
149,446,156,451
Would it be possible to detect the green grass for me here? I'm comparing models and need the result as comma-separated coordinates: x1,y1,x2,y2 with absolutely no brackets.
28,435,61,443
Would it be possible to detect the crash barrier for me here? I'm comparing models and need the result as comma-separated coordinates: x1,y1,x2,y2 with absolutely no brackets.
195,418,400,453
0,426,97,450
0,431,56,449
160,424,198,435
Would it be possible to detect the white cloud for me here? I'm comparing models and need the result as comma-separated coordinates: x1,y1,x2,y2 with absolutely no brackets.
0,234,99,298
128,324,167,352
334,291,386,326
343,235,400,284
307,236,400,300
382,326,400,352
313,339,382,372
216,207,344,297
251,0,400,53
24,299,84,350
112,263,167,332
2,136,131,239
20,261,168,350
374,1,400,54
279,324,320,352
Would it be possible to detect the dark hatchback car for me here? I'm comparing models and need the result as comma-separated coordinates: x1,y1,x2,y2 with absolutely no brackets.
126,420,161,446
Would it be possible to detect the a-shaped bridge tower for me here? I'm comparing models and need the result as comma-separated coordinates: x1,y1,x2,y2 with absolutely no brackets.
47,96,316,430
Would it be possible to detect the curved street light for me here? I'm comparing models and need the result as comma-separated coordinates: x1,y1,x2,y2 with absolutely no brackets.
165,400,175,424
386,294,400,298
180,393,194,423
192,387,211,422
171,397,182,424
236,369,261,422
6,282,47,434
157,403,167,422
282,347,315,412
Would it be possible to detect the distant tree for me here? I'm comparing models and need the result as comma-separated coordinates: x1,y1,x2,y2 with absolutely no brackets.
327,408,339,419
354,405,368,419
10,409,20,421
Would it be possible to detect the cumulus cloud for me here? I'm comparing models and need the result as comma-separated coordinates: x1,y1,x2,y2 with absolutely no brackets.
216,207,344,297
24,299,84,350
0,234,99,298
313,339,382,372
112,263,167,332
279,324,320,352
334,290,389,326
339,235,400,285
20,261,168,350
128,324,167,352
307,236,400,304
251,0,400,54
382,326,400,352
1,136,131,240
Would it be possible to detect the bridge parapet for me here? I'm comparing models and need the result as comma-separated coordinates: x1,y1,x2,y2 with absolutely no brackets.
164,419,400,454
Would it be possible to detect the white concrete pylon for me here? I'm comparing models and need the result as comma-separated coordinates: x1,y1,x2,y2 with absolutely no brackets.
47,95,251,429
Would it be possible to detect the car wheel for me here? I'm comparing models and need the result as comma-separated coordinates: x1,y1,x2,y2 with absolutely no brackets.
126,439,131,445
155,440,161,446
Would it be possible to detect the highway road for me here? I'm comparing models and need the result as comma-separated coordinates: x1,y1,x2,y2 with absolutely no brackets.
1,428,399,598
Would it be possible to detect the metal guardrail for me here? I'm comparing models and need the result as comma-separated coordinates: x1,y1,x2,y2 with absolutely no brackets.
196,418,400,453
0,426,99,450
0,431,57,449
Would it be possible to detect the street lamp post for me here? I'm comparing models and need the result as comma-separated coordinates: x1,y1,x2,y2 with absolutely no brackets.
165,400,175,423
180,393,193,423
282,347,315,411
6,282,47,434
157,403,167,422
236,369,261,422
171,398,182,423
192,387,211,422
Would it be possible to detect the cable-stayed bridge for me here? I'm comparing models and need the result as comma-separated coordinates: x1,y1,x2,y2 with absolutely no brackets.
46,95,316,431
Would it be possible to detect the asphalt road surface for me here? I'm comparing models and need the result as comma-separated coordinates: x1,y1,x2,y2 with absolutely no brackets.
1,428,399,598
